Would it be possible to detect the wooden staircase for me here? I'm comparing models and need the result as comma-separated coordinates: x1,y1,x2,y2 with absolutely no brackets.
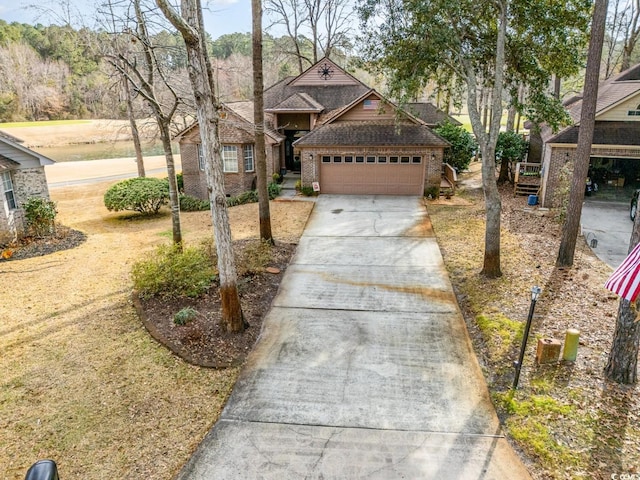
440,163,457,196
514,162,541,196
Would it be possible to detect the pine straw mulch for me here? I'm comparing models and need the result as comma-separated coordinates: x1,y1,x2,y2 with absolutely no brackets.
133,241,297,369
0,225,86,261
428,172,640,480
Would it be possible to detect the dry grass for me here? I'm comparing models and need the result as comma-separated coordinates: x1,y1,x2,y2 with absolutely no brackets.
0,181,313,479
428,166,640,480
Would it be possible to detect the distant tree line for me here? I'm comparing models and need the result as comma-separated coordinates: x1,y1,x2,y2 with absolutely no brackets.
0,20,351,123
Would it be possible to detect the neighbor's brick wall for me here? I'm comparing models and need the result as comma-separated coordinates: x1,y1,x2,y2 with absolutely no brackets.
543,145,640,207
543,146,575,208
298,146,444,194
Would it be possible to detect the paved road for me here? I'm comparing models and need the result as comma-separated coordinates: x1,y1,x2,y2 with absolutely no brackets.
582,199,632,268
44,155,178,188
177,195,531,479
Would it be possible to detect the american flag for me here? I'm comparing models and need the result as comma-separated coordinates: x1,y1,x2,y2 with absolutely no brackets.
605,241,640,301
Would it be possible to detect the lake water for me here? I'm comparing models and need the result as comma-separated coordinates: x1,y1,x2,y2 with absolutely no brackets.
34,140,178,162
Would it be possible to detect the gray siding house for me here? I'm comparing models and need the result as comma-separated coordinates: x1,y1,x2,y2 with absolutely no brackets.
0,132,55,245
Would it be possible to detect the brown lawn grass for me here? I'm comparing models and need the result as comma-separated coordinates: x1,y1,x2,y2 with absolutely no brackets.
0,181,312,479
428,164,640,480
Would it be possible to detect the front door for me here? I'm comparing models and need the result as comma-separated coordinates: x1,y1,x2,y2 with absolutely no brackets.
284,131,304,172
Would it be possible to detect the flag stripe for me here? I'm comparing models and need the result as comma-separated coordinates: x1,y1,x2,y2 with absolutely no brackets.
605,242,640,301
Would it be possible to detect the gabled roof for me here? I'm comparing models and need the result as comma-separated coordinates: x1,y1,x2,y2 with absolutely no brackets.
0,154,20,172
544,63,640,143
319,89,426,126
265,92,325,113
293,121,450,147
289,57,364,87
173,102,284,143
264,59,370,114
406,103,462,127
0,132,54,166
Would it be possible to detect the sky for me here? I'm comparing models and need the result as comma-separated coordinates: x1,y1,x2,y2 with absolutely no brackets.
0,0,254,39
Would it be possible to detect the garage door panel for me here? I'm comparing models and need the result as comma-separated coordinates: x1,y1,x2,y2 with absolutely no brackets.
320,161,424,195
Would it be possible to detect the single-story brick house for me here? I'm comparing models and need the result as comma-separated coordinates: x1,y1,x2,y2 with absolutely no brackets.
0,131,55,246
529,63,640,207
174,102,285,199
178,58,451,197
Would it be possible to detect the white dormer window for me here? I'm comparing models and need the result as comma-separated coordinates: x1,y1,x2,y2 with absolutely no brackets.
628,104,640,116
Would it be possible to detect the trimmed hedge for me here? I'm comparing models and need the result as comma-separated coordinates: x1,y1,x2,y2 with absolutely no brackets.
104,177,169,214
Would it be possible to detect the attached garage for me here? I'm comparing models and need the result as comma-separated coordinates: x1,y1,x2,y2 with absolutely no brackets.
319,154,426,195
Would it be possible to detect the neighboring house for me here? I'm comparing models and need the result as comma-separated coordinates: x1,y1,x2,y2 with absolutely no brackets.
178,58,451,197
529,63,640,207
175,102,284,199
0,131,55,246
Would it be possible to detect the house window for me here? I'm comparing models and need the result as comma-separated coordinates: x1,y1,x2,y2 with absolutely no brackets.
412,156,422,164
345,156,353,163
629,105,640,116
2,171,16,210
197,144,205,171
378,156,387,163
222,145,238,172
366,156,376,163
390,156,399,163
333,156,342,163
322,156,331,163
355,156,364,163
401,156,410,163
243,145,254,172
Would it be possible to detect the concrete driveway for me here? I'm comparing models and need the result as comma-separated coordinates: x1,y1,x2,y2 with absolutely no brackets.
177,195,530,479
581,199,632,268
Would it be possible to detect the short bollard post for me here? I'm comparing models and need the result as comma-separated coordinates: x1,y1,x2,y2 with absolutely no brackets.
562,329,580,362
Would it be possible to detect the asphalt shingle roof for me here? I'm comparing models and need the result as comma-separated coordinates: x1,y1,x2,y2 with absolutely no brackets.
293,121,450,147
406,103,462,126
264,77,370,113
549,121,640,146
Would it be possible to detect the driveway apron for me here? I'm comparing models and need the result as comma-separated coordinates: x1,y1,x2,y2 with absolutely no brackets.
177,195,531,479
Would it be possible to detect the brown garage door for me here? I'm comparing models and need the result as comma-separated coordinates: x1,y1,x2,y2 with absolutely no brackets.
319,154,425,195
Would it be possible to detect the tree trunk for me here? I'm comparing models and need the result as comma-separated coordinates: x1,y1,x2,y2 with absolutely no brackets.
556,0,608,267
606,300,640,383
506,104,516,133
157,0,244,333
159,120,182,246
252,0,273,243
606,198,640,383
553,75,561,99
123,76,145,178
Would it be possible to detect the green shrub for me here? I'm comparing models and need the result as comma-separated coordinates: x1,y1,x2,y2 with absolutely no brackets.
424,186,440,198
132,243,216,298
104,177,169,214
180,194,210,211
268,182,281,199
300,185,316,196
236,239,272,276
176,172,184,193
434,121,477,172
23,197,57,237
173,307,197,325
295,180,302,191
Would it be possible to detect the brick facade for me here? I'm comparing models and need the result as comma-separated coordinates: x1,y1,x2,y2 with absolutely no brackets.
179,124,279,200
0,166,51,245
542,145,640,207
298,146,444,194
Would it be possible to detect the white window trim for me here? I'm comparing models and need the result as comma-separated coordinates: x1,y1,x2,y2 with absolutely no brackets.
243,145,255,172
222,145,239,173
197,143,205,171
2,171,16,210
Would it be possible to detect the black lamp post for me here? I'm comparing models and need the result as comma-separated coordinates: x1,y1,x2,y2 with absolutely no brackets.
513,286,542,390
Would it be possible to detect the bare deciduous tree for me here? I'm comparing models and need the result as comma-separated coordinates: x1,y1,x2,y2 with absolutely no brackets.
157,0,245,333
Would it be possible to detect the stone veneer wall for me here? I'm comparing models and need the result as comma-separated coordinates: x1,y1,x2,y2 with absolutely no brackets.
299,146,444,194
0,167,50,245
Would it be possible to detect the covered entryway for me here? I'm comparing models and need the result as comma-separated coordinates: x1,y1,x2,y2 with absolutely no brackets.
319,154,425,195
